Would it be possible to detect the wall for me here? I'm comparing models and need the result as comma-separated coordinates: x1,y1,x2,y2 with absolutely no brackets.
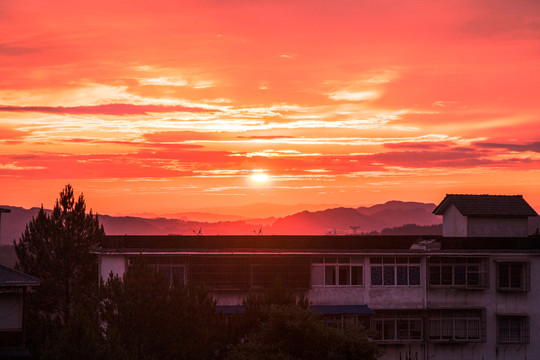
468,217,528,237
0,293,23,330
442,205,468,237
99,254,127,280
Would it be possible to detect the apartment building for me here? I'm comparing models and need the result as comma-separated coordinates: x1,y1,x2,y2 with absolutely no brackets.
93,194,539,360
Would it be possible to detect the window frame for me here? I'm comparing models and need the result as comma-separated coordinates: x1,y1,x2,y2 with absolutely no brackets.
496,261,530,292
311,257,364,287
428,309,486,343
428,256,488,289
142,256,187,287
371,310,424,343
497,315,530,344
370,257,421,287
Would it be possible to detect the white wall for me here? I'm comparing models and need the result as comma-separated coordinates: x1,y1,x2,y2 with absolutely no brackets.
99,254,127,281
442,205,468,237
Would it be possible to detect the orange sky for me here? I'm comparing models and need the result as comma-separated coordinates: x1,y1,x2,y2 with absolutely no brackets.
1,0,540,217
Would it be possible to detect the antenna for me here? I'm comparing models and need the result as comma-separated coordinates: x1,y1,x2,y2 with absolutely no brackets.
349,226,360,235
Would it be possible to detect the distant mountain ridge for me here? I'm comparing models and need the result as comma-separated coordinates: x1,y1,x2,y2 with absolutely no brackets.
270,201,440,235
0,201,443,245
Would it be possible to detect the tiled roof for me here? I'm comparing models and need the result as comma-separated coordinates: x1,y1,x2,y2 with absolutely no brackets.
0,265,39,287
433,194,538,218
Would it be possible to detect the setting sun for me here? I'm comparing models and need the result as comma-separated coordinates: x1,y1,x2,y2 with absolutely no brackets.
250,173,270,185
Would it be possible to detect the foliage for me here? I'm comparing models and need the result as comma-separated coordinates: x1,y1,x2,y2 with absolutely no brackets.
226,304,381,360
225,288,380,360
13,184,105,359
100,257,224,360
14,184,104,323
243,286,309,311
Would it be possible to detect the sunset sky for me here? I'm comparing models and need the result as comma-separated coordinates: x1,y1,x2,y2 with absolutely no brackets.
1,0,540,217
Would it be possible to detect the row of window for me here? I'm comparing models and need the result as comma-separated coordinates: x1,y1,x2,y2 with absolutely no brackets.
142,256,529,292
369,310,528,344
145,255,311,289
311,257,529,291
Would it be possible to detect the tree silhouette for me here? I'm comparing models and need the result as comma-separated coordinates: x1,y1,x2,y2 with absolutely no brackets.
226,304,381,360
101,257,224,360
14,184,104,323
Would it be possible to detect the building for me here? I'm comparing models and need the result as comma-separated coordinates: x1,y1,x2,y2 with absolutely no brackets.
433,194,537,237
0,207,39,359
0,265,39,359
92,194,540,360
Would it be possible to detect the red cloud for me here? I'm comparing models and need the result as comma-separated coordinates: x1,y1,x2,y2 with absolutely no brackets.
144,131,223,142
0,104,219,115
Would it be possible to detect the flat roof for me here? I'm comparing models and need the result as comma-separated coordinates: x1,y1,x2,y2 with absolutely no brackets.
92,234,540,254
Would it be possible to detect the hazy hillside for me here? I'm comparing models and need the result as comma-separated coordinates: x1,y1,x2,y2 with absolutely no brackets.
0,206,51,245
269,202,440,235
0,201,444,244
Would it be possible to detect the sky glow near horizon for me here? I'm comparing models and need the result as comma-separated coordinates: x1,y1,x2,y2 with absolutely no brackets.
1,0,540,216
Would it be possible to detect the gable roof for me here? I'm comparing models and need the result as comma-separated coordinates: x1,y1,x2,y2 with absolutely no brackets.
0,265,40,287
433,194,538,218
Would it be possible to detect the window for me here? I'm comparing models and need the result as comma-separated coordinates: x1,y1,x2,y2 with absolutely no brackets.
429,257,488,288
311,257,363,286
428,309,485,342
370,257,420,286
497,261,529,292
497,315,529,344
189,255,311,290
323,314,370,329
145,256,186,286
372,311,423,342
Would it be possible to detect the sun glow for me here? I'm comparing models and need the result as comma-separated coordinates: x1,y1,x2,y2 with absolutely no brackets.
250,172,270,184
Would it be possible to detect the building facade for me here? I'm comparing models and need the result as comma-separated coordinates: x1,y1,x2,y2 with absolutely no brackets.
0,265,39,359
93,195,540,360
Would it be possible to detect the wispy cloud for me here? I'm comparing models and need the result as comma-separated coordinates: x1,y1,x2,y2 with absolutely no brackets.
0,104,220,115
328,91,380,102
476,141,540,153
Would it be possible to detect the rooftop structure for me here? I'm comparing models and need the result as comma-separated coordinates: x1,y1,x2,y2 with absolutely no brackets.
433,194,538,237
433,194,538,218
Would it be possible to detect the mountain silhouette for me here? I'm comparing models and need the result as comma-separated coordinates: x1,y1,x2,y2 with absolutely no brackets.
1,201,441,244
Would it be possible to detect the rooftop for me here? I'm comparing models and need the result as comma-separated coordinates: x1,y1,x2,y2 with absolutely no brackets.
433,194,538,218
93,234,540,253
0,264,40,287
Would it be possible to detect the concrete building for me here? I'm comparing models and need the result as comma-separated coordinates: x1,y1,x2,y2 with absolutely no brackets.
93,194,540,360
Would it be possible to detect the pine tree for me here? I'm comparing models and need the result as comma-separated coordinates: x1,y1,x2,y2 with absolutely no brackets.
101,257,224,360
14,184,105,324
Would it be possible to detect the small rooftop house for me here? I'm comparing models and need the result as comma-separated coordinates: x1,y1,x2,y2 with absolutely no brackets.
433,194,538,237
